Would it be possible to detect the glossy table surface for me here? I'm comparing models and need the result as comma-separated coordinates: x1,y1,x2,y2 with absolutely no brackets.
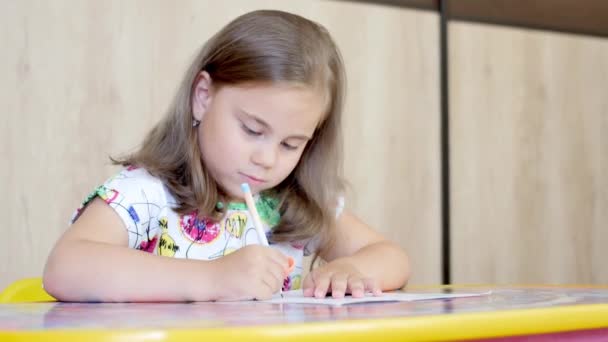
2,285,608,341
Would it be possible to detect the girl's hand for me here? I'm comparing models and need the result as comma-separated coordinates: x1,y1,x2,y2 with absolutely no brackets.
212,245,290,301
302,259,383,299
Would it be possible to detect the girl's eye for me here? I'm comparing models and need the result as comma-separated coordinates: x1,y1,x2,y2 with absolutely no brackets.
241,124,262,136
281,141,298,151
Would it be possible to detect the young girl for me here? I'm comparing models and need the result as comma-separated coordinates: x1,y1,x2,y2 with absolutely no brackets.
43,9,410,302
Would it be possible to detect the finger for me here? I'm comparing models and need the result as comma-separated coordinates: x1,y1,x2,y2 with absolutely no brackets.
254,286,274,301
269,248,291,266
268,257,289,280
347,276,365,298
312,271,332,298
249,273,274,301
260,270,282,297
302,272,316,297
330,273,348,298
267,249,293,277
363,278,382,296
262,249,288,277
266,262,286,292
253,254,285,295
274,256,295,278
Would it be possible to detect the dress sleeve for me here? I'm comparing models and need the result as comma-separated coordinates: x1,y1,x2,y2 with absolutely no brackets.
70,167,167,251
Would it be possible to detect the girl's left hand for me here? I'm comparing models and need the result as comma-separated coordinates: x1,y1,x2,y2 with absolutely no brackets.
302,259,383,298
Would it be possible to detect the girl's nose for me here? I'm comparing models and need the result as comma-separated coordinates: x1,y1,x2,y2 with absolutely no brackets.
251,144,278,169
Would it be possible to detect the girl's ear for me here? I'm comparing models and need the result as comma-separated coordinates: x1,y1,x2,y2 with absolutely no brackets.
192,71,213,121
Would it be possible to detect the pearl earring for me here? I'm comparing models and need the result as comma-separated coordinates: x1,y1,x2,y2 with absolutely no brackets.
192,119,201,127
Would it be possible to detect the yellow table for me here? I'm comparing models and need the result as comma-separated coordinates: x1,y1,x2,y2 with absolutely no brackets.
1,284,608,341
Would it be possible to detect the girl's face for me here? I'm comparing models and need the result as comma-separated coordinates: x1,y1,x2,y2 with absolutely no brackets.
192,72,326,201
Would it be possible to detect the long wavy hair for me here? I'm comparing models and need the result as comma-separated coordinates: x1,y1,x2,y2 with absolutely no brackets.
113,10,346,255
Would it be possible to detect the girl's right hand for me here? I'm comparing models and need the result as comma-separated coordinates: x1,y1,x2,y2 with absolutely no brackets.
211,245,290,301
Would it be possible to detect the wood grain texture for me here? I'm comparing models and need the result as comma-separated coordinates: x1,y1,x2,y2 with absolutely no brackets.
450,22,608,284
0,0,441,290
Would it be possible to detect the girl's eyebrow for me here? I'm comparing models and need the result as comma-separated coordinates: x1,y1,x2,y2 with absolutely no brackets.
240,109,312,141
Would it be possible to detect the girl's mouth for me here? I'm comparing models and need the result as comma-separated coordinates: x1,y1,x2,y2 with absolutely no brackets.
239,172,266,185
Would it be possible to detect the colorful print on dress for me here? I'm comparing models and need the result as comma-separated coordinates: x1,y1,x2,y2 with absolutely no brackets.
223,212,247,239
256,196,281,227
282,273,302,291
224,195,280,227
283,274,302,291
290,274,302,290
138,235,159,253
290,242,305,250
179,212,221,244
96,186,120,204
158,217,179,257
71,185,124,223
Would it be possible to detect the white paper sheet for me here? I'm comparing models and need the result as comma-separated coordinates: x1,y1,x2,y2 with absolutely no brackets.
262,290,491,306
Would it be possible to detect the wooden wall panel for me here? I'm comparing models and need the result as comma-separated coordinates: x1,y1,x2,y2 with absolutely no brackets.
450,22,608,284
